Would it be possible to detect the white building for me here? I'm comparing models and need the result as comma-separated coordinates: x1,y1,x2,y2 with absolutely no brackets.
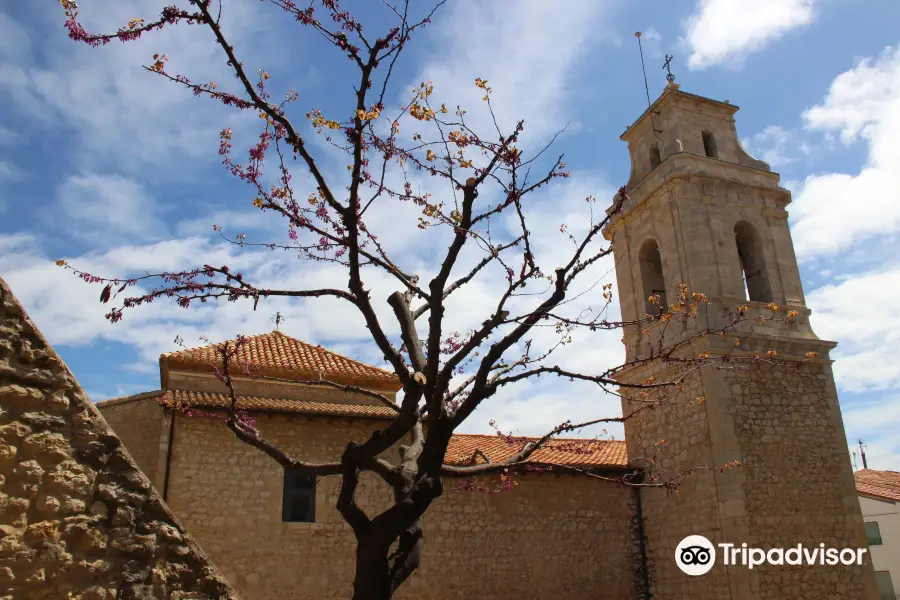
857,469,900,598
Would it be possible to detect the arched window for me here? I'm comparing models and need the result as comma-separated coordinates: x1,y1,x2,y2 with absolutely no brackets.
649,145,661,170
638,239,667,315
702,131,718,159
734,221,772,302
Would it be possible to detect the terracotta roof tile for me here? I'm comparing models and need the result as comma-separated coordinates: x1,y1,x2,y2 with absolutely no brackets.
160,389,398,419
855,469,900,502
101,390,629,469
445,433,628,469
161,331,400,388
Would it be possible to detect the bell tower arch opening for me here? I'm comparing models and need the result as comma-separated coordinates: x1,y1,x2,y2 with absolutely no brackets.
734,220,772,302
638,239,667,316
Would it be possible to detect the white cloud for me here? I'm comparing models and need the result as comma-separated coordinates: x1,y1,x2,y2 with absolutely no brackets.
0,2,269,175
683,0,816,69
0,160,27,182
0,12,30,61
797,263,900,469
56,173,169,243
174,208,279,239
843,396,900,471
414,0,617,143
741,125,810,168
0,163,628,436
0,232,38,253
0,233,286,363
637,27,664,60
468,378,626,440
791,46,900,259
2,0,630,442
0,125,18,146
807,263,900,392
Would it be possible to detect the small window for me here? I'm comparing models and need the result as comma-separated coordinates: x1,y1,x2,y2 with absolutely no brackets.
865,521,883,546
702,131,718,159
282,468,316,522
649,145,661,170
875,571,894,596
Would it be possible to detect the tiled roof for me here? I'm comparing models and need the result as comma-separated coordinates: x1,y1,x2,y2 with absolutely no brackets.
446,433,629,469
97,391,629,469
855,469,900,502
159,389,398,419
160,331,400,389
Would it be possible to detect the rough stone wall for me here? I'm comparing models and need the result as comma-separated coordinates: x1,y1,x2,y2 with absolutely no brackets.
98,394,167,487
621,351,879,600
622,367,736,599
622,88,768,191
609,168,802,354
404,474,640,600
609,86,877,599
725,360,877,599
165,411,641,600
0,277,239,600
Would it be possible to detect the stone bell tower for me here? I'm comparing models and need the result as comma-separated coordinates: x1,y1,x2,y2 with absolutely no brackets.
603,84,877,600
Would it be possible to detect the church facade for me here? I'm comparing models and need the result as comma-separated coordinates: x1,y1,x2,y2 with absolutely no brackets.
95,85,878,600
98,331,644,600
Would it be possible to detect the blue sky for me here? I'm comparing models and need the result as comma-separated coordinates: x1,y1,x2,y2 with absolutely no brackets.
1,0,899,469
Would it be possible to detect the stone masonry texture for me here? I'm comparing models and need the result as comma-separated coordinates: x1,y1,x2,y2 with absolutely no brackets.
608,85,879,599
152,407,642,600
0,276,239,600
99,393,168,491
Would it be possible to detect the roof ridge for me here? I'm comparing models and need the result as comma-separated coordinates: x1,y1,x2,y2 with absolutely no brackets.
159,389,397,420
170,387,396,405
160,330,396,378
276,332,397,378
159,331,399,388
160,331,271,358
94,389,167,407
450,432,623,443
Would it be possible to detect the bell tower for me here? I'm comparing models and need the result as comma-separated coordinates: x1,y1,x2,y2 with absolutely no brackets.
604,84,877,600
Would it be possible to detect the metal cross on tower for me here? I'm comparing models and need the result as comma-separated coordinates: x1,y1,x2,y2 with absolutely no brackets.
663,54,676,84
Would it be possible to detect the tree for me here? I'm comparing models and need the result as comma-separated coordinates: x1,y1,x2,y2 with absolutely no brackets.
57,2,800,598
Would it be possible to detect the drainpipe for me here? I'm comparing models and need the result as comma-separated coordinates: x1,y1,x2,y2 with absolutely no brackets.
632,484,652,599
162,409,176,502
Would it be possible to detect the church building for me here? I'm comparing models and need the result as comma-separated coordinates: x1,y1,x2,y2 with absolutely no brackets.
95,84,879,600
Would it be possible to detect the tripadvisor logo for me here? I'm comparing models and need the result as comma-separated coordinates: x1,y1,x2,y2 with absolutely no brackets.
675,535,869,576
676,535,716,576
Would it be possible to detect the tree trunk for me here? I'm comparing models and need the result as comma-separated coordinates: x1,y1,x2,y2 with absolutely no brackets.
351,541,392,600
350,519,424,600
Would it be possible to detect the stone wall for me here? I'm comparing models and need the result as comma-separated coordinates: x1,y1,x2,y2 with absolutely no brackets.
0,277,239,600
620,87,769,194
622,366,736,599
621,353,879,600
607,84,878,600
404,473,642,600
164,411,641,600
725,359,877,599
98,392,168,487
